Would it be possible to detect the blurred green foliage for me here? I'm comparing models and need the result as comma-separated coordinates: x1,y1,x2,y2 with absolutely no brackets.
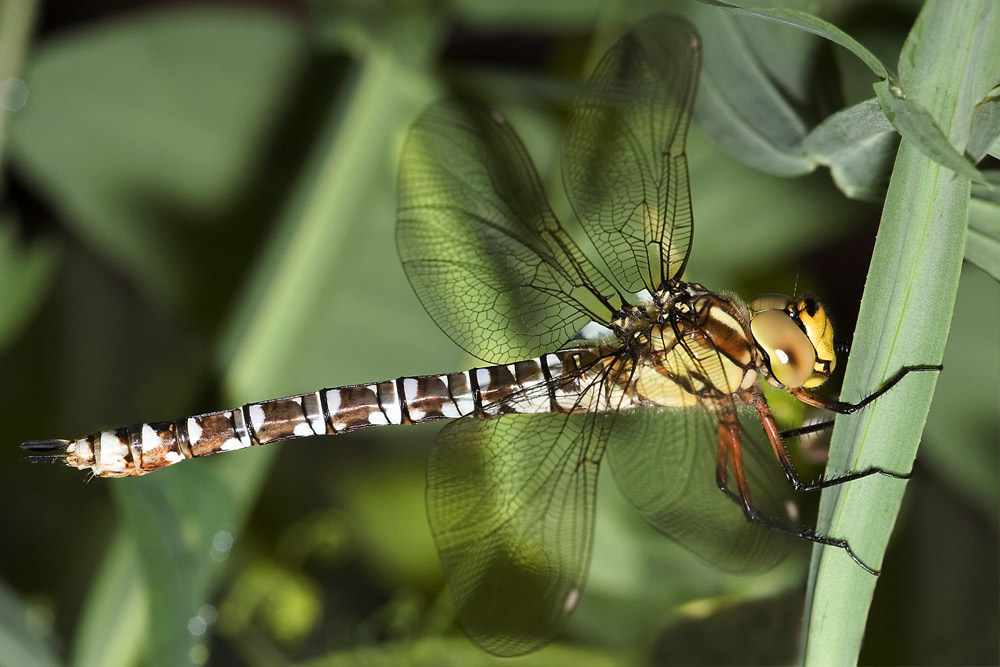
0,1,995,666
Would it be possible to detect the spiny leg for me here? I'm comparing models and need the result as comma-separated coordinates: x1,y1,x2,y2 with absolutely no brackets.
779,420,834,440
789,364,941,415
750,387,915,495
776,364,941,489
778,365,944,439
716,405,883,574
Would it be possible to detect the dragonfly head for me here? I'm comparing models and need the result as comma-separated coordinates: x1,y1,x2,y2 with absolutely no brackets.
747,294,836,389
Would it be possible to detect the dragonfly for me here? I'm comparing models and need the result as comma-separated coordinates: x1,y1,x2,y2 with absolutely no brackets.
23,15,938,657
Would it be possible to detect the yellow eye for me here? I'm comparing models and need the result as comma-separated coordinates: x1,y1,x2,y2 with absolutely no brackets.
750,309,816,388
749,294,838,388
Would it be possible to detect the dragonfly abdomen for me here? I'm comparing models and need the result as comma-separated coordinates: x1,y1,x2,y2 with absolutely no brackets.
28,349,605,477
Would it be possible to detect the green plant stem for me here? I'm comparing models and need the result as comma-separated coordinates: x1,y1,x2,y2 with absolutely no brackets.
801,1,1000,664
0,0,38,177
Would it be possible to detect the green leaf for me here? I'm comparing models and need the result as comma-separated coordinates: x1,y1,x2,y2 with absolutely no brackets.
0,579,61,667
0,0,38,170
921,265,1000,523
692,10,814,176
968,85,1000,162
69,535,146,667
8,7,305,311
803,97,898,200
966,197,1000,281
0,214,59,350
696,0,889,79
112,459,268,667
217,27,441,397
875,79,986,183
699,0,986,185
802,1,1000,664
694,74,812,176
972,169,1000,203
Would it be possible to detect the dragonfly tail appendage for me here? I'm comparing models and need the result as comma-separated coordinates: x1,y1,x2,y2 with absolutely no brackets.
20,439,76,465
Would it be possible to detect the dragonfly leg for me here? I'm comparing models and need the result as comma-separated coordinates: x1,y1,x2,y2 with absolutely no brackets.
779,419,834,440
715,408,753,514
740,505,882,575
778,365,942,444
752,386,915,491
780,364,941,488
715,408,882,574
746,388,812,491
789,364,941,415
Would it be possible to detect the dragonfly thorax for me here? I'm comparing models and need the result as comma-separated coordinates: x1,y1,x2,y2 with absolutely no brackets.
610,280,703,337
612,283,839,409
619,282,759,409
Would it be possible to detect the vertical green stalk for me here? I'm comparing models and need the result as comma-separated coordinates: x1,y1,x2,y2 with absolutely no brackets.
801,2,1000,664
0,0,38,177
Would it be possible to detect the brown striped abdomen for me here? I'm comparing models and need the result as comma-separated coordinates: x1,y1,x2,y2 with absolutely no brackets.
57,349,607,477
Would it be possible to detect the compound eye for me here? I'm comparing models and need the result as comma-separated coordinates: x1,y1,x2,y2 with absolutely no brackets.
750,309,815,388
748,293,792,315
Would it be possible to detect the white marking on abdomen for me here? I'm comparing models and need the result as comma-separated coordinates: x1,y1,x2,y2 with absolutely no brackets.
140,424,163,453
293,422,315,437
99,431,128,469
544,354,563,377
402,378,424,421
187,418,203,444
439,400,460,418
325,389,342,431
381,399,401,425
368,411,389,426
220,437,247,452
302,392,325,435
231,408,252,447
248,404,265,433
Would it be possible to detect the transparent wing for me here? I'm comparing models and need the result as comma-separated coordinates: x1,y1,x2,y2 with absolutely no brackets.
605,401,792,573
563,15,699,292
397,99,619,365
426,370,618,656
